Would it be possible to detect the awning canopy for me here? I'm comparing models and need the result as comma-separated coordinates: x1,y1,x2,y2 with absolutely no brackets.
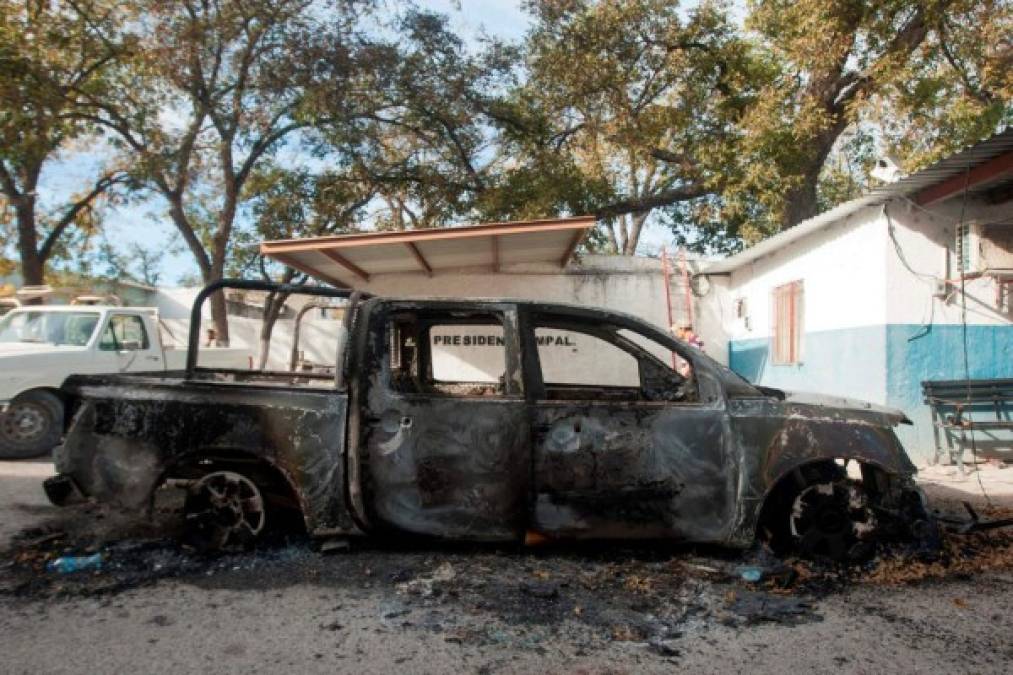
259,216,596,287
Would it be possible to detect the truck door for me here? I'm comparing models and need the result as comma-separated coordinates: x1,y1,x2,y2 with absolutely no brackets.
356,303,529,541
96,313,163,372
525,311,732,542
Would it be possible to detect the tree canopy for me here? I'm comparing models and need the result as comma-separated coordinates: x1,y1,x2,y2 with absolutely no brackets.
1,0,1009,288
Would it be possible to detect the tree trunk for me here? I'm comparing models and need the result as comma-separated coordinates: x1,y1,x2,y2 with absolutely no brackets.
779,133,839,230
257,291,289,370
780,173,821,229
207,238,231,346
206,187,238,347
14,197,45,303
165,198,231,345
624,212,650,255
204,289,228,347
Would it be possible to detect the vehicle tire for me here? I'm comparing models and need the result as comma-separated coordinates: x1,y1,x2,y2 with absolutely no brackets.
182,470,268,552
759,462,878,562
788,477,877,562
0,390,63,459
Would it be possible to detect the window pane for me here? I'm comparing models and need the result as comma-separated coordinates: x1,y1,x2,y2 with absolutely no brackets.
430,323,505,384
101,315,149,351
536,327,638,387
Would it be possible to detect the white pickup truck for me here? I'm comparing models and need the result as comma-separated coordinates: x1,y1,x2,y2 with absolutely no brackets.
0,305,250,458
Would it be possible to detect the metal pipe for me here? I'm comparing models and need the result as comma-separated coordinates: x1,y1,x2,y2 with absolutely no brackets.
186,279,362,378
679,247,694,328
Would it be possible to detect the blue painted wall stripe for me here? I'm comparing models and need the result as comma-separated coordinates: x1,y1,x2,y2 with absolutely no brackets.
885,324,1013,459
729,323,1012,460
728,325,886,406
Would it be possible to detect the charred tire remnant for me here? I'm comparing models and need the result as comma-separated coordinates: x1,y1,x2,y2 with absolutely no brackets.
759,461,939,562
169,453,307,551
789,479,876,562
0,390,63,459
860,463,941,555
758,462,876,562
183,471,267,552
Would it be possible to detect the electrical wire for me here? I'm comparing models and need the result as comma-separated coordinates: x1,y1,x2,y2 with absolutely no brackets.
883,205,936,342
955,167,991,505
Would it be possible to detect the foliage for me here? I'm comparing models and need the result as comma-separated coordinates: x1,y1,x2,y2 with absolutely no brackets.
4,0,1010,279
715,0,1012,246
70,0,371,338
228,163,375,281
876,0,1012,167
513,0,758,254
0,0,131,285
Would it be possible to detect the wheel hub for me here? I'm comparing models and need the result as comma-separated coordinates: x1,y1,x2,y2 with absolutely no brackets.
1,403,47,442
184,471,266,551
790,480,877,561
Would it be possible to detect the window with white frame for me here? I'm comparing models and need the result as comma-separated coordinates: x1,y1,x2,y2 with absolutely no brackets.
771,281,804,365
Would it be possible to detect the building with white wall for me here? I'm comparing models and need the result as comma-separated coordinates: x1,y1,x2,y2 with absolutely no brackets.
702,129,1013,461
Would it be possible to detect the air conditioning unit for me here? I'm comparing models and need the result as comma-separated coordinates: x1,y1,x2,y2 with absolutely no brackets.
956,221,1013,276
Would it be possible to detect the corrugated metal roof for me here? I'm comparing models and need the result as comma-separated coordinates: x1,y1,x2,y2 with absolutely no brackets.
260,216,595,288
704,127,1013,275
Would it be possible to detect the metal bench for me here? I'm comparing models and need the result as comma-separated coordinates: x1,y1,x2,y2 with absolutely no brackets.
922,378,1013,471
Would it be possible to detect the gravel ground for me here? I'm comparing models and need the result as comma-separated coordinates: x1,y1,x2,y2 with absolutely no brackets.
2,459,1012,674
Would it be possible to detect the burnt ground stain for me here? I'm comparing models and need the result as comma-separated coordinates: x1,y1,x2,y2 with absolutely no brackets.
3,496,1012,659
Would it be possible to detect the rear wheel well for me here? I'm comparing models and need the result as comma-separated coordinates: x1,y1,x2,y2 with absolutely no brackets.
161,450,307,534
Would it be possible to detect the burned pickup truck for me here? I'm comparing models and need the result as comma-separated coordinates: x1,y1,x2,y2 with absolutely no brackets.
45,280,933,559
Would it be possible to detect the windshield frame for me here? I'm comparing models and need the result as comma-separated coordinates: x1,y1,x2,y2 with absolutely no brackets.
0,309,103,347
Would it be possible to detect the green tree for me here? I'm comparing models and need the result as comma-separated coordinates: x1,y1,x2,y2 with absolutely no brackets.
323,10,523,230
229,164,374,368
0,0,129,292
72,0,367,343
733,0,1007,239
877,0,1012,167
501,0,758,254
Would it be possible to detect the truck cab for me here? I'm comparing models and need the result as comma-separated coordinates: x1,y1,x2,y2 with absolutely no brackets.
0,305,169,458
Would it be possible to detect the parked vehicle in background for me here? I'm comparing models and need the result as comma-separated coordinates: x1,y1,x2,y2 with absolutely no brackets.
0,297,19,317
45,280,935,560
0,305,251,458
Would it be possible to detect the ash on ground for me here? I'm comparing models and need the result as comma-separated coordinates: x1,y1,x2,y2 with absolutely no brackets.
2,487,1012,659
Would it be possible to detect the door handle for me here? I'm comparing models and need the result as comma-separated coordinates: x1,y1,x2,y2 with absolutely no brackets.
146,355,161,361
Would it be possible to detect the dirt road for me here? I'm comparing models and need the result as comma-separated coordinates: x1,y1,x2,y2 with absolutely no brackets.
2,460,1012,674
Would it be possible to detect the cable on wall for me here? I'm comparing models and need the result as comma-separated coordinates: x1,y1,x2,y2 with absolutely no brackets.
955,167,991,505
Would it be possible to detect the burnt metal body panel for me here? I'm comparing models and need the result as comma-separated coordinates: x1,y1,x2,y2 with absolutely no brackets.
49,279,925,550
353,300,530,541
55,373,356,535
531,403,730,541
725,396,918,545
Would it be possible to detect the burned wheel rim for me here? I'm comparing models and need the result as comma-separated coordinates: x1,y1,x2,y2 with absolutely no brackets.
184,471,266,551
1,402,49,443
789,481,877,561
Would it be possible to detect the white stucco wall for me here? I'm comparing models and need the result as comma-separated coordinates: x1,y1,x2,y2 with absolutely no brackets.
724,206,890,338
719,206,890,405
884,197,1012,327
